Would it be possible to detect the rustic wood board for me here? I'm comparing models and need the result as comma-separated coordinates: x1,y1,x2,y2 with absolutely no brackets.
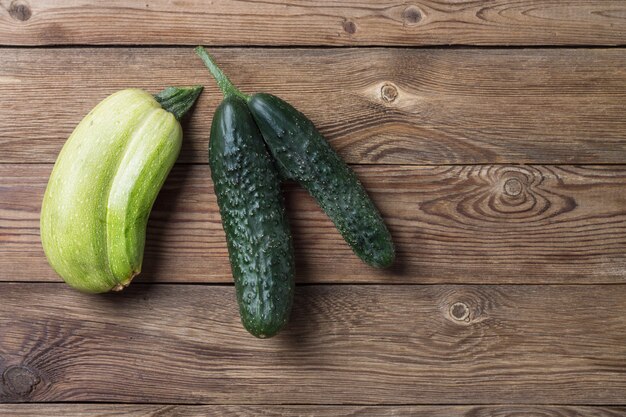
2,405,626,417
2,48,626,165
1,1,625,46
1,284,625,404
2,164,626,284
2,0,626,413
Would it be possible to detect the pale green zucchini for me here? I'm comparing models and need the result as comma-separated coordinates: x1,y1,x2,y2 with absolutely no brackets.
40,87,202,293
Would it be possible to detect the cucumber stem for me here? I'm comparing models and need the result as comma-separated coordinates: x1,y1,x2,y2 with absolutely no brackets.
154,85,203,121
194,46,249,101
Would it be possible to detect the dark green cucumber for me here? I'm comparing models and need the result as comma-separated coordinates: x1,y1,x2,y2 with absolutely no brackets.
204,63,295,337
195,46,393,270
248,93,394,268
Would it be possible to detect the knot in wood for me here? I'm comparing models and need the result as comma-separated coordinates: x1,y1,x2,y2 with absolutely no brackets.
9,0,31,21
343,20,357,34
450,302,470,322
402,5,422,25
503,177,523,197
2,365,39,397
381,83,398,103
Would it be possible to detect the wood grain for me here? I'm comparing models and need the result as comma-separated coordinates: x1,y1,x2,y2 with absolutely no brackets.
1,1,625,46
2,164,626,284
2,405,626,416
1,284,625,404
2,48,626,165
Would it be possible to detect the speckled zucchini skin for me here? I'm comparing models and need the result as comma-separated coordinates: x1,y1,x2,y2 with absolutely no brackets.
41,87,201,293
248,93,395,268
209,96,295,338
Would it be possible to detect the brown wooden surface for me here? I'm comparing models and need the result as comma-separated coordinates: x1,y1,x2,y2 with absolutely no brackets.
2,164,626,284
1,0,626,413
2,48,626,165
2,405,626,417
1,284,625,404
1,1,626,46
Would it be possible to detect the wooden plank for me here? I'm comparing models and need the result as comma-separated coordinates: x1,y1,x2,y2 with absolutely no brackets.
1,284,625,403
1,1,625,46
2,48,626,165
1,405,625,417
2,164,626,284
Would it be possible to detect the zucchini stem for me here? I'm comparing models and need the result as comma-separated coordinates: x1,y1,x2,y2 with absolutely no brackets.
195,46,249,101
154,85,203,121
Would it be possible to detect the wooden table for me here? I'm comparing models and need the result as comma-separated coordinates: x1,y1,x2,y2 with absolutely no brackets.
1,1,626,415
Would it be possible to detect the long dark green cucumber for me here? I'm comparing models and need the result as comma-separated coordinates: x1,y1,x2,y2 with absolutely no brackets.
208,94,294,338
196,47,294,337
248,93,394,268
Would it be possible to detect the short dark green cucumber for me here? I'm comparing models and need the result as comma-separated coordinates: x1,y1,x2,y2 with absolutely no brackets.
203,60,295,338
196,46,395,269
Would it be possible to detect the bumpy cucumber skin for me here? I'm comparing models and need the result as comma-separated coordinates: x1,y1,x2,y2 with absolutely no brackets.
248,93,395,268
210,96,295,338
41,89,182,293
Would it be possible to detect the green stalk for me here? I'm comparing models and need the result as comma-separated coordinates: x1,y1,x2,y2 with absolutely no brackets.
194,46,249,101
154,85,203,121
